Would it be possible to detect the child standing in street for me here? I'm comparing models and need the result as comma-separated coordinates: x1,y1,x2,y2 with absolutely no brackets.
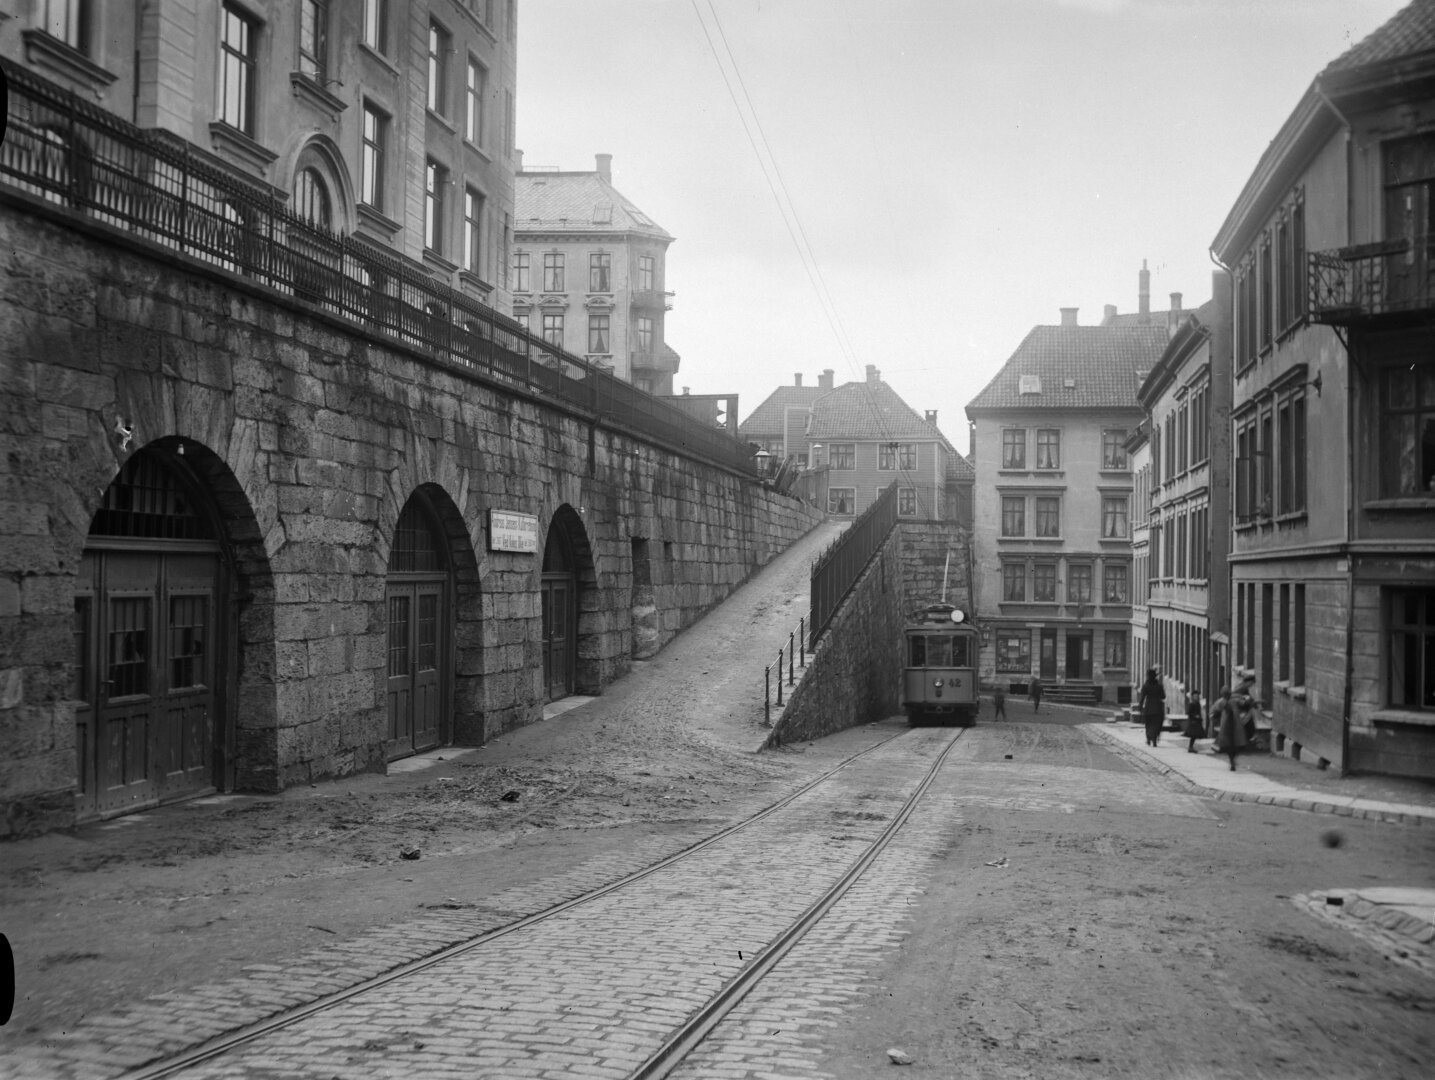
1183,689,1204,753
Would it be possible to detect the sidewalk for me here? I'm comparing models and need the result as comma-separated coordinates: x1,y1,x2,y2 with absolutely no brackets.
1083,718,1435,825
1083,716,1435,971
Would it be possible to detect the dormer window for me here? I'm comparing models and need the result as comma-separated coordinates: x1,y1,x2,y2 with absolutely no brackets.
1019,374,1042,395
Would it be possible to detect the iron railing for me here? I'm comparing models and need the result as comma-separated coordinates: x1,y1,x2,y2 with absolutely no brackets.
809,481,898,648
763,615,808,725
1309,238,1435,323
0,61,755,476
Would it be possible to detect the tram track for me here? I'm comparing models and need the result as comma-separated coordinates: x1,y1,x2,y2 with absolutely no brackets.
112,724,964,1080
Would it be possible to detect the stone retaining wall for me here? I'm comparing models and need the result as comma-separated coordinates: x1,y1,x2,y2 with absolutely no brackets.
0,198,822,836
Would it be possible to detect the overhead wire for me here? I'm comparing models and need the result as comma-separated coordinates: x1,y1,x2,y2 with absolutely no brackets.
689,0,946,516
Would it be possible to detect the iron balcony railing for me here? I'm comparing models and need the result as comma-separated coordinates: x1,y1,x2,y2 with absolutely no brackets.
809,481,898,648
1309,237,1435,324
0,61,755,476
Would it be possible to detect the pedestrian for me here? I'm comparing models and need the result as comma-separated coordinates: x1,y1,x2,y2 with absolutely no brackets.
1138,668,1166,747
992,686,1006,720
1213,686,1249,771
1182,689,1204,753
1029,675,1043,713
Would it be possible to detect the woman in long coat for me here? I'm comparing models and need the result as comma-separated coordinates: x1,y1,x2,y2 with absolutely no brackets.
1138,668,1166,747
1215,687,1249,771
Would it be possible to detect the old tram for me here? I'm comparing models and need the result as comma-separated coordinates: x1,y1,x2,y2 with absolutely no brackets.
901,603,980,726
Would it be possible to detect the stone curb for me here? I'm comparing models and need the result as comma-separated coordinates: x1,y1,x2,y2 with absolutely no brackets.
1291,892,1435,970
1081,724,1431,827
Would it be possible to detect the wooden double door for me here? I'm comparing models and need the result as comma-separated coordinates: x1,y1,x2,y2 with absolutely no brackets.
385,495,452,759
385,576,445,756
75,545,222,818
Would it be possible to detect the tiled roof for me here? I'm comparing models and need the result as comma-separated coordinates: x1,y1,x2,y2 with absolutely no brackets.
738,384,826,438
965,324,1170,412
515,172,673,240
807,379,957,451
1323,0,1435,74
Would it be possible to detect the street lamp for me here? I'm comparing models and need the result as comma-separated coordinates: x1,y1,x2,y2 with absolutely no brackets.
753,448,773,477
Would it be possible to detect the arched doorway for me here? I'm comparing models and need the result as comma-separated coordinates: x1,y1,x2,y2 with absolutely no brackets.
75,448,228,818
541,519,579,702
386,492,451,758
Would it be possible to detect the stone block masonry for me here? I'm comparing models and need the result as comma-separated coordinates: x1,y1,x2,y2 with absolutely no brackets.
0,196,822,836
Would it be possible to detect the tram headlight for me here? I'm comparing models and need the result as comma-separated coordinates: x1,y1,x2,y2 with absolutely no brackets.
933,679,944,689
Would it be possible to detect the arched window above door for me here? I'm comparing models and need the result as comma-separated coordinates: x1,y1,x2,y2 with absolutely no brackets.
294,166,331,228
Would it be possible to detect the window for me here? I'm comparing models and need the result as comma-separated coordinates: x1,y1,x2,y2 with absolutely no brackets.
1068,564,1092,604
219,3,257,136
424,160,446,253
898,488,917,516
541,312,563,348
542,253,565,292
299,0,328,82
363,0,386,52
636,316,654,355
996,632,1030,672
514,311,530,334
1102,429,1128,470
293,167,330,226
42,0,89,51
1104,630,1127,669
1032,563,1057,603
879,444,897,471
1260,231,1273,352
588,313,609,355
1104,563,1128,604
361,104,386,210
1294,584,1306,686
1035,429,1061,470
1277,390,1307,513
504,89,515,156
463,187,483,273
427,22,449,115
1000,496,1025,537
466,57,486,144
1379,364,1435,497
638,255,655,291
1101,495,1129,539
1001,429,1026,470
1279,583,1291,682
1389,589,1435,709
1034,496,1060,538
828,488,854,515
1190,384,1210,466
1002,563,1026,603
899,444,917,470
1275,198,1306,333
589,253,611,292
1235,413,1264,520
830,443,854,470
512,251,530,292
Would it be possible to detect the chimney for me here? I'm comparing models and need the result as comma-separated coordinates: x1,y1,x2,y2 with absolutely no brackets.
865,365,880,384
1102,304,1117,325
969,421,976,461
794,373,803,387
819,368,834,389
1139,259,1151,322
595,153,612,183
1060,307,1078,326
515,148,524,172
1167,292,1184,333
925,409,938,424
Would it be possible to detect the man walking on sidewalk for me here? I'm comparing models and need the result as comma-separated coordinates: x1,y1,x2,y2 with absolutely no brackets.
992,686,1006,720
1029,676,1043,713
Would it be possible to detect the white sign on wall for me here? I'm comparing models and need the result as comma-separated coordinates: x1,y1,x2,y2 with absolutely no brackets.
489,509,539,553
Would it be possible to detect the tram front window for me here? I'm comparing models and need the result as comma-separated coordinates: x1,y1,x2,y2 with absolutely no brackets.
926,636,953,666
909,635,926,667
951,637,970,666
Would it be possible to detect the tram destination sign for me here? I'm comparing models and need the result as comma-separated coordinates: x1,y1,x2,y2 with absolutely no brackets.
489,509,539,553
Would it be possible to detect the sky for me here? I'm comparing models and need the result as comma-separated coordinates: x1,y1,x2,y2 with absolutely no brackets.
516,0,1411,448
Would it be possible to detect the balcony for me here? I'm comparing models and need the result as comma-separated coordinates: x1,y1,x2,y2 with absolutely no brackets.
631,350,680,375
631,288,674,312
1310,237,1435,325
